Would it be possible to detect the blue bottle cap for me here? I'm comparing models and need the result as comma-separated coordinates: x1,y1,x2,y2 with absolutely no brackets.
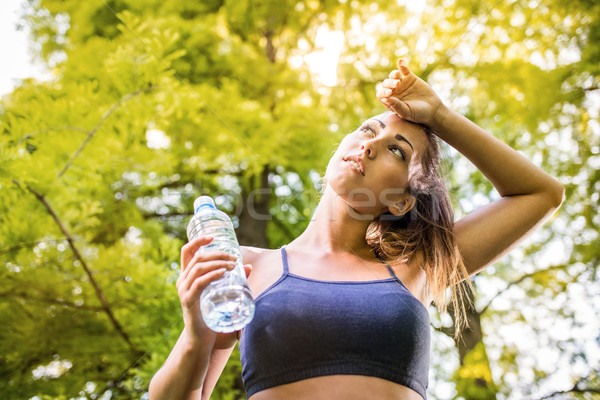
193,196,216,213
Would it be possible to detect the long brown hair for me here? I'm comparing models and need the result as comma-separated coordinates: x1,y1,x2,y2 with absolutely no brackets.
364,124,473,337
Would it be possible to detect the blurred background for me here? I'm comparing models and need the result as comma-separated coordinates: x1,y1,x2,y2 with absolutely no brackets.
1,0,599,399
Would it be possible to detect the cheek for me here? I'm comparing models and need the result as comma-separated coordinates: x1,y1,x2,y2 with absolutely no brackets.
378,159,410,184
373,168,410,199
324,155,339,181
325,141,354,177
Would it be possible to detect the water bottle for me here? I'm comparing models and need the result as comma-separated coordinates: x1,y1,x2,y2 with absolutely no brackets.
187,196,255,333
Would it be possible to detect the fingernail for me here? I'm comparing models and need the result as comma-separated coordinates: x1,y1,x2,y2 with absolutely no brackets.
385,89,392,96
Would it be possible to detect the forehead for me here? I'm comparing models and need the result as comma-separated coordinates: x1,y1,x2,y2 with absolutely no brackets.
370,112,428,156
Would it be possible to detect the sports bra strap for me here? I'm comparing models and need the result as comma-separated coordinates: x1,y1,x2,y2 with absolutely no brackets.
374,252,397,279
385,265,398,279
280,246,290,274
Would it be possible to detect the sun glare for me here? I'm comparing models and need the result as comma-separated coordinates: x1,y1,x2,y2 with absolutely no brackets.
303,25,345,87
403,0,426,14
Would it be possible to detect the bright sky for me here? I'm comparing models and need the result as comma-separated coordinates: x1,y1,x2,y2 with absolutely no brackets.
0,0,50,97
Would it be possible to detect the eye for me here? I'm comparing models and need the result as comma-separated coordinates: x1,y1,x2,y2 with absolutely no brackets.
389,145,406,161
359,124,376,136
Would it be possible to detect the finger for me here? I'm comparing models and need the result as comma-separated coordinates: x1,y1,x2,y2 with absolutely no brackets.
388,69,400,79
376,87,396,111
397,59,412,77
243,264,252,278
182,259,235,280
177,262,234,298
380,96,411,119
381,79,400,89
178,258,233,291
181,236,214,267
184,250,237,275
378,97,395,113
184,268,228,307
377,87,393,99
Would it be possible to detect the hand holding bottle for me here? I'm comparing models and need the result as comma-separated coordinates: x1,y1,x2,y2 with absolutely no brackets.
186,196,255,333
177,236,246,343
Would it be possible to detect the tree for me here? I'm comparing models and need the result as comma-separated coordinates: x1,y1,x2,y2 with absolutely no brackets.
1,0,598,399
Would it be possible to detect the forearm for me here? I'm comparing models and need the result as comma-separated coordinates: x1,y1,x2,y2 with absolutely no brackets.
149,329,213,400
430,106,564,202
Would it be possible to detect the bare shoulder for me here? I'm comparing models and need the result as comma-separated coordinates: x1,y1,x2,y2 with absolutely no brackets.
240,245,271,264
240,245,284,299
240,245,281,272
388,250,431,307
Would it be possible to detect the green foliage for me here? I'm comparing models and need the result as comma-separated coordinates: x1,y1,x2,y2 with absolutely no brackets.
1,0,598,399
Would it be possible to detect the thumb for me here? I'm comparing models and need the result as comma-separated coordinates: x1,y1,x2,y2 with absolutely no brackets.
397,58,412,77
243,264,253,278
381,96,411,119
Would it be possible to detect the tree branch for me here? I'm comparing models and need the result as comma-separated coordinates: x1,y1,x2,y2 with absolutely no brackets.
1,290,162,312
538,375,600,399
0,291,105,311
142,211,193,220
478,264,567,315
17,126,88,145
58,85,156,177
16,180,142,356
0,238,66,256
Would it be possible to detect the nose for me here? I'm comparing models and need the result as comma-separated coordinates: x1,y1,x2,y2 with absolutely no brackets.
361,141,376,159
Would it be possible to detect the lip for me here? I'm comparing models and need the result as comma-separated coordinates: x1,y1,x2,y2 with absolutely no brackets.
343,154,365,176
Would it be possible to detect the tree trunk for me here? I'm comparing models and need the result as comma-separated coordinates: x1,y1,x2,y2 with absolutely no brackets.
265,31,276,63
451,288,498,400
236,165,271,248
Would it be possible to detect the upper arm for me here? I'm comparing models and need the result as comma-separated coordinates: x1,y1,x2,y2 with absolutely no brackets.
199,333,238,400
454,191,563,276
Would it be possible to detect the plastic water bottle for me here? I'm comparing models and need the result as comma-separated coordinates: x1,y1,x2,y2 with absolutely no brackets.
187,196,255,333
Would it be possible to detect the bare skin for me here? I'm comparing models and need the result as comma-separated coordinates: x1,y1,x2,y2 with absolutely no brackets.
149,59,564,400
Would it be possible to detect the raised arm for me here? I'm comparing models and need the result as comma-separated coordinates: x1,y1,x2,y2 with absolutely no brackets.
378,59,565,276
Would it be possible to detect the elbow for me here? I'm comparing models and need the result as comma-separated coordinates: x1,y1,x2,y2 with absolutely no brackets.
147,372,167,400
548,179,566,209
148,376,159,400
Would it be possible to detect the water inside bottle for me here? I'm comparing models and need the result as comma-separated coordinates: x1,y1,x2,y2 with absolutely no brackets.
201,285,255,333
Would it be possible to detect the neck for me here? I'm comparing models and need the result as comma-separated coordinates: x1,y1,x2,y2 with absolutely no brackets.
289,185,376,259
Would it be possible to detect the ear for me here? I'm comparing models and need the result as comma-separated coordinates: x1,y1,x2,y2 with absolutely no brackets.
389,195,416,216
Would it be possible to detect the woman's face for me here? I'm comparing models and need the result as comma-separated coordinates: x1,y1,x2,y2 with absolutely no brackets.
325,112,428,219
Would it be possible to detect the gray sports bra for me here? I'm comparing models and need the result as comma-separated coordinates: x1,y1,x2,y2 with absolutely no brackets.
239,246,431,399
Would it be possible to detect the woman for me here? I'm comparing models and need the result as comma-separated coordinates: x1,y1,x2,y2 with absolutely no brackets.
149,60,564,400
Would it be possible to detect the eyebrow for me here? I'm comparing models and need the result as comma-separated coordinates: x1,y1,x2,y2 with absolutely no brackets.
372,118,386,129
395,133,414,153
371,118,414,152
